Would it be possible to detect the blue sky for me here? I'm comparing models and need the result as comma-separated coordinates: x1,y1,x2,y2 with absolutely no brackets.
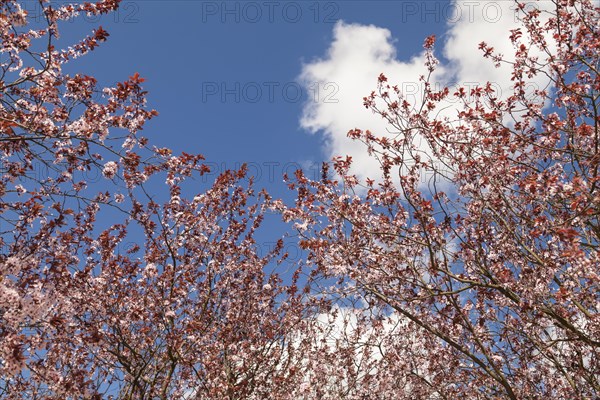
50,0,542,190
34,0,553,261
15,0,560,193
47,1,451,192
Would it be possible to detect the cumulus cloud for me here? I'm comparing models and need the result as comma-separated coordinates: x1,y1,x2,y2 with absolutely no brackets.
299,0,556,185
299,21,444,183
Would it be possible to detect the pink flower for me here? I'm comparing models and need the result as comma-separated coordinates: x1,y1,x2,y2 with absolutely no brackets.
102,161,118,179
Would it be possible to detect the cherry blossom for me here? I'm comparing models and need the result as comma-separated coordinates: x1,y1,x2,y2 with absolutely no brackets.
0,1,314,398
284,1,600,398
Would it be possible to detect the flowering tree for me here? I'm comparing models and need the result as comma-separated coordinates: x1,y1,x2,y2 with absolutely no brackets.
0,1,315,398
285,0,599,398
3,0,599,398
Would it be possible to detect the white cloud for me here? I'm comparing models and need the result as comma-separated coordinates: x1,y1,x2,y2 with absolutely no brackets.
299,21,444,184
299,0,556,185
